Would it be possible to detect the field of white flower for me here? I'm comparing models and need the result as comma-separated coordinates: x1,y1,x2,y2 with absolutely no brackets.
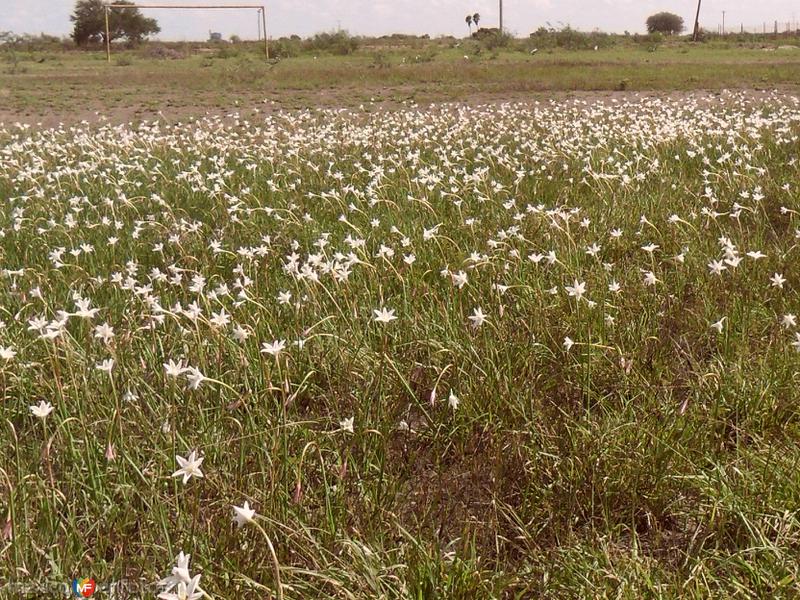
1,91,800,598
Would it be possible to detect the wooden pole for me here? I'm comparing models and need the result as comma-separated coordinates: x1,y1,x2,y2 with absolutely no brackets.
261,7,268,60
692,0,702,41
105,6,111,62
499,0,503,33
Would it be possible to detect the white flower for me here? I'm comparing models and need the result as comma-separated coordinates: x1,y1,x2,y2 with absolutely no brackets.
468,307,487,329
172,450,204,484
261,339,287,356
0,345,16,360
185,367,206,390
157,551,193,592
339,416,354,433
451,271,468,289
563,337,574,352
158,575,203,600
643,271,658,286
95,358,115,373
586,243,601,257
277,290,292,305
164,358,187,378
232,500,256,527
710,317,726,333
565,279,586,301
209,309,230,328
74,297,100,319
782,314,797,329
373,307,398,324
30,400,54,419
448,391,460,410
93,322,115,344
708,260,727,276
423,224,440,240
231,324,250,342
771,273,786,289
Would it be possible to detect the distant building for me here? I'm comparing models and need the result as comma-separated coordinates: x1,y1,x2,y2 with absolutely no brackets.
208,31,223,42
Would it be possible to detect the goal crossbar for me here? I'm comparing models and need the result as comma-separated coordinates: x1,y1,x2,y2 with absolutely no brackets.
102,3,269,60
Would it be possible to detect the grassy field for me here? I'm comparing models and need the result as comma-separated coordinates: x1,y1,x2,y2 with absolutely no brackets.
1,89,800,598
2,29,800,600
1,36,799,124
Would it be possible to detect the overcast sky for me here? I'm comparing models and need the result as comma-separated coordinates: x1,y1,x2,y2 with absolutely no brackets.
3,0,798,40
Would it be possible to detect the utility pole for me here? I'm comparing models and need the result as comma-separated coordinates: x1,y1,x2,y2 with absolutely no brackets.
104,5,111,62
722,11,725,35
499,0,503,33
261,6,268,59
692,0,702,41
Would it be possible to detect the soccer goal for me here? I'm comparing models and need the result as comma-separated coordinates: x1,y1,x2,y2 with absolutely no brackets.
103,3,269,60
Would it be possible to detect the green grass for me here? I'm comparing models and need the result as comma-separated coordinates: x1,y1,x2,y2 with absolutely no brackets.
0,91,800,598
1,39,799,124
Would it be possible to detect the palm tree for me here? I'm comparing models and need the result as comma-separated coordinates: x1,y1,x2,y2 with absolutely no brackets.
465,14,473,35
473,13,480,30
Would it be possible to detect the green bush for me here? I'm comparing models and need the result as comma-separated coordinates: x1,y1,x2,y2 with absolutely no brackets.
527,26,615,51
634,31,664,51
304,31,360,56
371,51,391,69
269,37,301,59
214,45,240,59
482,31,513,50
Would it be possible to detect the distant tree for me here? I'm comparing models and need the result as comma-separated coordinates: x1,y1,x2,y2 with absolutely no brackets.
645,12,685,35
71,0,160,46
465,14,473,34
473,13,480,29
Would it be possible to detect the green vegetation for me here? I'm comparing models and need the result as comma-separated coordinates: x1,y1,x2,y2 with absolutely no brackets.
1,92,799,599
1,21,800,599
646,12,686,35
0,33,799,125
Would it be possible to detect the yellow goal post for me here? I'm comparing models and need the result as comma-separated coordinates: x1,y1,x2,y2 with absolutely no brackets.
102,3,269,61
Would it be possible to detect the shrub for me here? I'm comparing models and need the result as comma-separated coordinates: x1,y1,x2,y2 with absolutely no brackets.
214,45,240,59
304,31,360,56
269,37,301,59
482,30,514,50
141,44,186,60
635,31,664,51
370,51,390,69
527,26,615,51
